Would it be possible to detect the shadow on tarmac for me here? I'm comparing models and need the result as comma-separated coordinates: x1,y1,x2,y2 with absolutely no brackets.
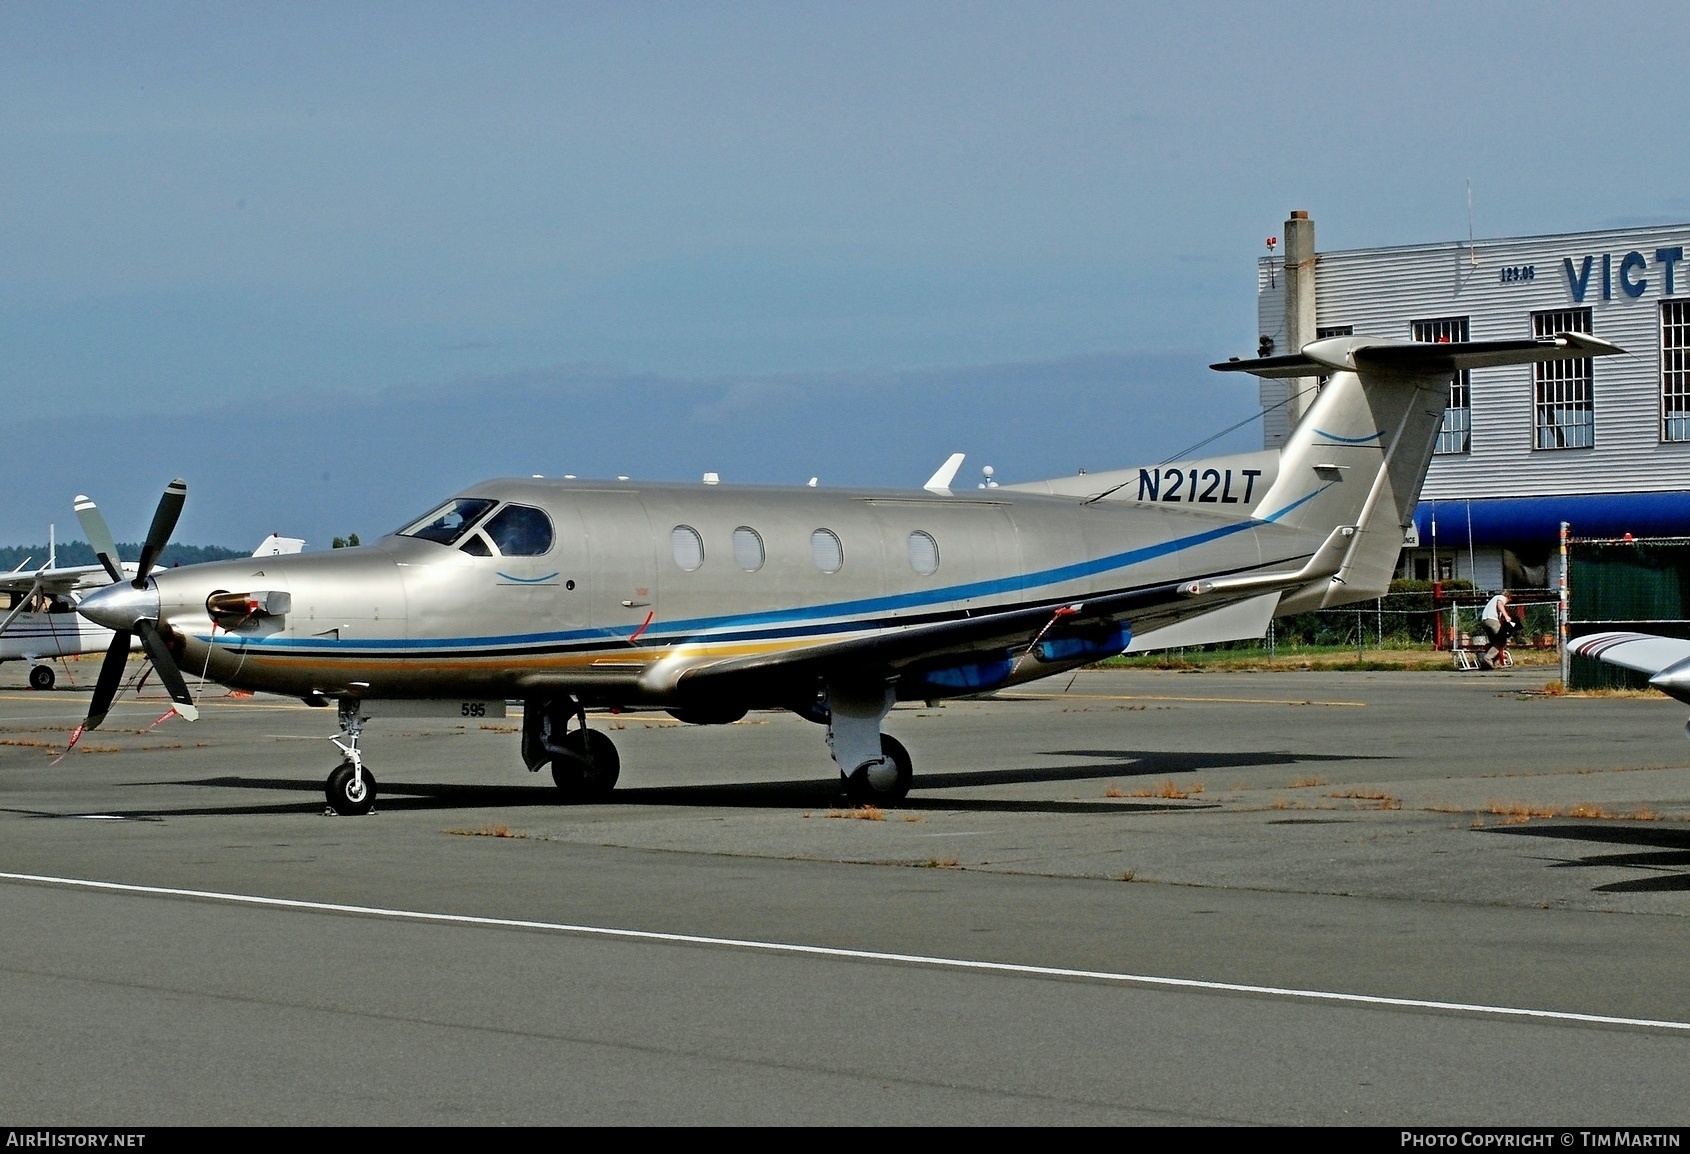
40,745,1353,819
1492,822,1690,892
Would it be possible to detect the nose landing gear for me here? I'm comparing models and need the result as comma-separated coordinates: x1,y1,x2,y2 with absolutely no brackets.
325,700,376,816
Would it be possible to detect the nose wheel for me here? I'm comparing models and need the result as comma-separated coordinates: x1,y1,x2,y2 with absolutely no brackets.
327,760,377,816
325,699,376,815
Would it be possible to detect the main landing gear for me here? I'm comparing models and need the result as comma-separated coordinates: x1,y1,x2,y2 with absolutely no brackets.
825,680,913,804
325,699,377,816
28,664,55,691
523,695,620,802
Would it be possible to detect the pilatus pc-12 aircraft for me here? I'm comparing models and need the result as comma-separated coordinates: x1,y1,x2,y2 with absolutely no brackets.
72,332,1620,814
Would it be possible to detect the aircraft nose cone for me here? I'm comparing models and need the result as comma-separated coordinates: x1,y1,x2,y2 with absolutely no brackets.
78,580,160,631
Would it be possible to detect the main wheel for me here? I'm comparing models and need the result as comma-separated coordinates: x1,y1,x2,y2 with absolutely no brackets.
326,761,377,816
551,729,620,801
842,734,913,804
28,665,54,691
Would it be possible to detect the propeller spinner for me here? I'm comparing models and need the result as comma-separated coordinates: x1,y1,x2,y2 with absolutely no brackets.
73,480,198,731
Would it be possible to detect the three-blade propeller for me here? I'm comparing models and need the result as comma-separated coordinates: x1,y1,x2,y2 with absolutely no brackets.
73,480,198,731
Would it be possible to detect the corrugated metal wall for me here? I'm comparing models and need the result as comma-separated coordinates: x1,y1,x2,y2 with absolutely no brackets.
1256,224,1690,496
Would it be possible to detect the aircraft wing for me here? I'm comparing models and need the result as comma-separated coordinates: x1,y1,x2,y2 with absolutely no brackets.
0,563,118,596
662,578,1295,701
1568,631,1690,705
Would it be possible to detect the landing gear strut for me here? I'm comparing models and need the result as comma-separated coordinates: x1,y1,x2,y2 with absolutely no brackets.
522,695,620,802
325,699,377,816
826,679,913,804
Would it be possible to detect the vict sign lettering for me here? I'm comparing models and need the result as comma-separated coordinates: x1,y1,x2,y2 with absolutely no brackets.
1564,247,1684,302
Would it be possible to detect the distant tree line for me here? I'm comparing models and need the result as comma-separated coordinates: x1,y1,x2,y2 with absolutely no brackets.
0,541,248,571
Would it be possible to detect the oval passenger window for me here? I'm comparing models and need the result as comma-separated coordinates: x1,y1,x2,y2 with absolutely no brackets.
811,528,843,574
907,530,939,575
671,525,704,571
483,504,554,556
733,526,765,572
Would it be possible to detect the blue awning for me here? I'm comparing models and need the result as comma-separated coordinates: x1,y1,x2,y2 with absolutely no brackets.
1412,492,1690,547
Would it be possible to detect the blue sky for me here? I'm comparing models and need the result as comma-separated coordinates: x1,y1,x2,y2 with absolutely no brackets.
3,2,1687,545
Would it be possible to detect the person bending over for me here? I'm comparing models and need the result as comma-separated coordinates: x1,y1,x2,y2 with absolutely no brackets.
1479,591,1515,669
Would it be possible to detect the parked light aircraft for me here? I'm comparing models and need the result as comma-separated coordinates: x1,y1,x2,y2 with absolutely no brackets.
71,333,1622,814
1568,632,1690,736
0,529,304,688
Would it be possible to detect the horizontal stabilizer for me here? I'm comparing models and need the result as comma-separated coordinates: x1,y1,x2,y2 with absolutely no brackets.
1175,524,1355,598
1212,332,1623,379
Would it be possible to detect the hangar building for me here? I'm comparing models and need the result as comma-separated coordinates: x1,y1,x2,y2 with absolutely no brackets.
1257,212,1690,590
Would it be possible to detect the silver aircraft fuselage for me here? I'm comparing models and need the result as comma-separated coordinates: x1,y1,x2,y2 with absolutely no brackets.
132,477,1322,709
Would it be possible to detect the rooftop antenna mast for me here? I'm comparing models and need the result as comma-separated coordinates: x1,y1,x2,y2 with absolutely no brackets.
1466,178,1478,268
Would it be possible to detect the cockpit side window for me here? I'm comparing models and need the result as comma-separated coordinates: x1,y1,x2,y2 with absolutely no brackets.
398,498,498,546
483,504,554,556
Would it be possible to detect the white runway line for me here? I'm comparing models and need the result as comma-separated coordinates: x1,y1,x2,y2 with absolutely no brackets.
4,869,1688,1034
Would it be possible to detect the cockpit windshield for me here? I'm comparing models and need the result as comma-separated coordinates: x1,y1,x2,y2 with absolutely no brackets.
398,498,498,545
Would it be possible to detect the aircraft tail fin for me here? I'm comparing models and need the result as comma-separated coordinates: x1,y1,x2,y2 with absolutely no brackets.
1213,332,1624,608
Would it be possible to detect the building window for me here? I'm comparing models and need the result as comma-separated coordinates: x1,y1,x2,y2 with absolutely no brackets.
1664,300,1690,442
1532,308,1594,450
1315,324,1352,391
1412,317,1470,455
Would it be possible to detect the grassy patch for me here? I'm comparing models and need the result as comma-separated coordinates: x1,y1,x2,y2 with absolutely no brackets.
1128,779,1204,800
1482,801,1663,825
1102,643,1559,673
445,824,526,838
826,805,886,821
1331,788,1397,802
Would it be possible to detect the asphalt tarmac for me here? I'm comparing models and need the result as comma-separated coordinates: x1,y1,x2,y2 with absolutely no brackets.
2,658,1688,1125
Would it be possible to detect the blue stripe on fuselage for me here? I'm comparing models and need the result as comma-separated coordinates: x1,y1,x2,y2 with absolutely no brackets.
194,487,1330,652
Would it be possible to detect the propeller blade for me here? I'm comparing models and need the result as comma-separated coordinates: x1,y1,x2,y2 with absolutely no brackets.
74,495,124,584
135,479,187,584
135,619,197,721
86,629,133,730
0,578,42,638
